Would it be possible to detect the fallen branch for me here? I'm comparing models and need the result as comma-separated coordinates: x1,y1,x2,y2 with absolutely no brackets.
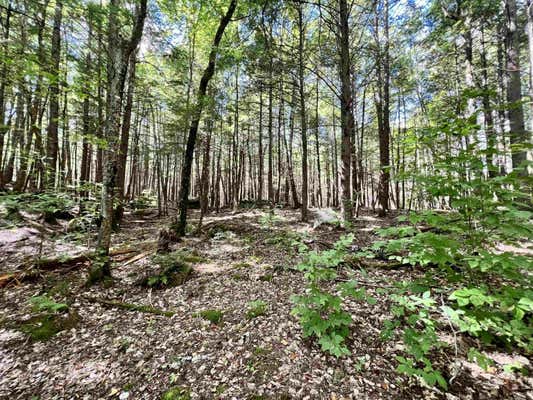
82,296,175,317
122,250,154,267
1,241,158,289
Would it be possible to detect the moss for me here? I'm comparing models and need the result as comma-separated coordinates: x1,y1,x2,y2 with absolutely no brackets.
162,386,191,400
86,255,113,287
19,312,79,341
231,273,248,281
259,274,273,282
140,251,194,289
46,279,71,297
246,300,267,319
234,262,251,269
194,309,223,324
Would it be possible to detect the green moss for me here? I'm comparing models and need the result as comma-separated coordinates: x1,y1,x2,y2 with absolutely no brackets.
231,273,248,281
29,295,68,313
161,386,191,400
234,262,251,269
19,312,79,341
246,300,267,319
259,274,273,282
194,309,223,324
141,251,194,289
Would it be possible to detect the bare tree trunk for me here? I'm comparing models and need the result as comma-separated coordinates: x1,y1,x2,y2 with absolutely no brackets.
45,0,62,188
297,2,308,221
115,51,137,223
504,0,528,170
0,2,11,185
93,0,147,281
171,0,237,239
258,85,264,201
338,0,354,221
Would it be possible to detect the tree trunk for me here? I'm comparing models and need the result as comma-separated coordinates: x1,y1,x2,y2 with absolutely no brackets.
94,0,147,280
115,51,137,223
338,0,354,221
505,0,528,170
45,0,62,189
172,0,237,238
297,2,308,221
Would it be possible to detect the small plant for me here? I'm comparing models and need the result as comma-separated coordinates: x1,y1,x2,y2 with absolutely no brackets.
195,309,223,324
246,300,267,319
259,211,282,229
29,295,69,313
291,234,376,357
129,190,155,210
162,386,191,400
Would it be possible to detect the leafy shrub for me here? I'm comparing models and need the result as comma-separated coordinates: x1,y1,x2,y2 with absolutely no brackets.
291,235,376,357
1,192,75,223
366,133,533,388
129,191,155,210
259,211,282,229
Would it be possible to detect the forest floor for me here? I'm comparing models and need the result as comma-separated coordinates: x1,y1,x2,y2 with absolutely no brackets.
0,207,531,400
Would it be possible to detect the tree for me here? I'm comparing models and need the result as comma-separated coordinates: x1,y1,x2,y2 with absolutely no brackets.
170,0,238,239
92,0,147,281
504,0,527,170
45,0,63,188
337,0,354,221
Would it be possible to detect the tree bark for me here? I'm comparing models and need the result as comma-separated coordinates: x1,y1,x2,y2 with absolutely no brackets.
504,0,528,170
45,0,63,188
94,0,147,279
297,2,308,221
172,0,237,237
338,0,354,221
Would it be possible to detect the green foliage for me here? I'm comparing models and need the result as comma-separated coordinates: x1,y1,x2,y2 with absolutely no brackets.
0,192,75,223
129,191,156,210
291,235,375,357
195,309,223,324
162,386,191,400
259,211,282,229
246,300,267,319
369,124,533,388
29,295,69,313
143,251,194,289
382,289,448,389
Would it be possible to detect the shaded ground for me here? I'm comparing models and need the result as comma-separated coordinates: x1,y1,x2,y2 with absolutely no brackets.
0,207,531,399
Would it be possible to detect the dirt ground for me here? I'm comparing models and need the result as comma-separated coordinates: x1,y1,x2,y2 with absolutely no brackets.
0,208,531,400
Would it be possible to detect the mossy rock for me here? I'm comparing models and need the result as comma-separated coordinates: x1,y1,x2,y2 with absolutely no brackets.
139,251,194,289
162,386,191,400
19,311,79,341
194,309,223,324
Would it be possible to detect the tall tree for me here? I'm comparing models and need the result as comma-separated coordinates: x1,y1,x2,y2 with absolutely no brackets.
170,0,238,239
45,0,63,188
337,0,354,221
93,0,147,281
297,1,308,221
504,0,527,170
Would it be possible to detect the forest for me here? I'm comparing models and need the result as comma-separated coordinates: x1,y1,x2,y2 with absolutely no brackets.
0,0,532,398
